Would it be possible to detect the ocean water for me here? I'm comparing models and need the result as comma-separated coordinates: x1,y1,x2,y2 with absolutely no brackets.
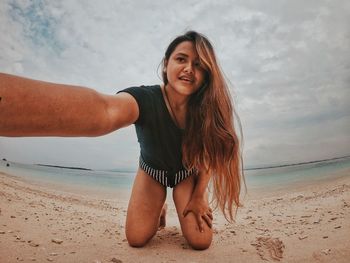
244,156,350,189
0,157,349,192
0,160,135,190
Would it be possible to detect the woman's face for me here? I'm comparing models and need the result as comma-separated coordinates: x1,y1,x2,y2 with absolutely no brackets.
165,41,206,97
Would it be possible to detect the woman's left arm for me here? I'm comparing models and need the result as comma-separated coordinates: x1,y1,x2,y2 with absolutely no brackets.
183,170,213,232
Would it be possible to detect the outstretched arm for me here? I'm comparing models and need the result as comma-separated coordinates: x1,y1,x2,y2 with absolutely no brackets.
0,73,138,137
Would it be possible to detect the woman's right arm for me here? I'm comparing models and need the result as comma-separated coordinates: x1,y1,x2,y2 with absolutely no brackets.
0,73,139,137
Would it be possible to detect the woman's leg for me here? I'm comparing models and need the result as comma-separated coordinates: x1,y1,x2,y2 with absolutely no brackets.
158,203,167,230
173,176,213,250
125,168,167,247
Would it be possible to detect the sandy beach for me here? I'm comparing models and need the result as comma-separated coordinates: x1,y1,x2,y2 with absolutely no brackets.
0,169,349,263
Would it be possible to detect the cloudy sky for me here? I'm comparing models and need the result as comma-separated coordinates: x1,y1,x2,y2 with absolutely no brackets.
0,0,349,170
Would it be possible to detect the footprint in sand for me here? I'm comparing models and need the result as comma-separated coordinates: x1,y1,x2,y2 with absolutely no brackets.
251,236,285,261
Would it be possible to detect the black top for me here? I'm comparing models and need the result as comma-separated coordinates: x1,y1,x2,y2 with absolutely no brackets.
118,85,185,173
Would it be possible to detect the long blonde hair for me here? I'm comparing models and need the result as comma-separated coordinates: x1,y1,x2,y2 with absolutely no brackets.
162,31,244,221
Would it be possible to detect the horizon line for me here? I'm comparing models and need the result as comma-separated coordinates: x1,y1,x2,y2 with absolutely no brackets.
245,155,350,171
2,154,350,172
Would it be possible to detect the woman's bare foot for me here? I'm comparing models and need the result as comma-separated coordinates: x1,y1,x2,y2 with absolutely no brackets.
158,203,167,230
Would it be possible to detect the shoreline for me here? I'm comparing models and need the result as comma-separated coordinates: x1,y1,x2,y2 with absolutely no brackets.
2,164,349,200
0,169,349,262
245,168,350,199
0,171,132,201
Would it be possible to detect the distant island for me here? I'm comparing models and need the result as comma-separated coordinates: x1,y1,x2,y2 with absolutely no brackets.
36,164,92,171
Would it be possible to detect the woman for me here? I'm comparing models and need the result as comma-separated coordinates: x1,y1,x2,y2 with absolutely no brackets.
0,31,244,250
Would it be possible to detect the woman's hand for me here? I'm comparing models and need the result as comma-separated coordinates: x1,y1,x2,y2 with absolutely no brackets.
183,195,213,232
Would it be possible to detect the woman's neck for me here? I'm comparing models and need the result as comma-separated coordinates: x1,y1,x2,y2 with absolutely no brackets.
163,84,189,111
162,84,188,129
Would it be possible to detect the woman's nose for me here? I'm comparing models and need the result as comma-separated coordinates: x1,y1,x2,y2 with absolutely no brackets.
184,62,194,73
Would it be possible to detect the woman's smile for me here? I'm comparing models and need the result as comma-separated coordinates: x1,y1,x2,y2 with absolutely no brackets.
179,74,194,83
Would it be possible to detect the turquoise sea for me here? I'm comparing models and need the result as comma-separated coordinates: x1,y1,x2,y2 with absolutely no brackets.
1,156,350,192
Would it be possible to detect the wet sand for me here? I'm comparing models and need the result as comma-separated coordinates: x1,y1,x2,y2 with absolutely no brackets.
0,169,349,262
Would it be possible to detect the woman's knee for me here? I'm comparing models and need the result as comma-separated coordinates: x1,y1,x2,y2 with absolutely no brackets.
184,230,213,250
125,228,155,248
126,235,148,248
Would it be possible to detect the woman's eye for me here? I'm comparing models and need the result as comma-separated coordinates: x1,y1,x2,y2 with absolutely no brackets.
176,57,185,62
195,62,204,70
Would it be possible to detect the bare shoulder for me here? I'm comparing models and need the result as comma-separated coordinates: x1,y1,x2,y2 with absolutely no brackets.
102,92,139,131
